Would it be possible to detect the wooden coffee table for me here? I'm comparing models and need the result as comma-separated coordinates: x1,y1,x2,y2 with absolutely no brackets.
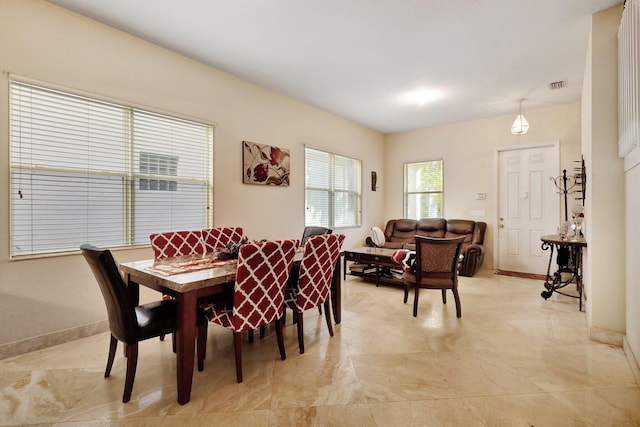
343,246,403,286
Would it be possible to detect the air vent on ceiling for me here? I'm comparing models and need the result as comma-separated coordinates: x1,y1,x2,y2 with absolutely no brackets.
549,80,566,90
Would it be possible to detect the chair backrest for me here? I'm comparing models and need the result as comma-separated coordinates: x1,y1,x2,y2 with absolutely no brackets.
80,244,137,343
149,230,205,259
231,239,298,332
300,226,332,246
201,227,245,253
295,234,345,311
414,235,465,278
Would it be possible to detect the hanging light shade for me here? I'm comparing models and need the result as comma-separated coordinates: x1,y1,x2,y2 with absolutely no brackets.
511,99,529,135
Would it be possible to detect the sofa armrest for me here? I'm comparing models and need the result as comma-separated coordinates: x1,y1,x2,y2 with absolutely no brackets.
459,243,485,277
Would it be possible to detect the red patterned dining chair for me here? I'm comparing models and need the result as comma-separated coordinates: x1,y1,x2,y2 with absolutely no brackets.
200,239,297,383
149,230,205,259
149,229,206,344
295,226,333,318
284,234,345,354
201,227,245,254
80,244,208,402
402,236,466,318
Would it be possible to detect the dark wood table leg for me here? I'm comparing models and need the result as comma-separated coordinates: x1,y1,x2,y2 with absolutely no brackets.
331,258,342,324
175,292,197,405
343,253,347,281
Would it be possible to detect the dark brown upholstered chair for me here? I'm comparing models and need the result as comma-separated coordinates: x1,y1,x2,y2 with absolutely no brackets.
402,236,466,318
300,226,333,246
80,244,208,402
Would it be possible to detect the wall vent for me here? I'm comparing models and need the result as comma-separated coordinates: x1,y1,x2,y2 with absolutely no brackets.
549,80,566,90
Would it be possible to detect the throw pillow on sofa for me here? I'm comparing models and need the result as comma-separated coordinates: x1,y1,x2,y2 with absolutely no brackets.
391,249,416,273
370,226,386,247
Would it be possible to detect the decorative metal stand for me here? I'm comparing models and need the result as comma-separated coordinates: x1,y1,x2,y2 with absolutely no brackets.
542,157,587,310
549,158,585,221
540,235,587,311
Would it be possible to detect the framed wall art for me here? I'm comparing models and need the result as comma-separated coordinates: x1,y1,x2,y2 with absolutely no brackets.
242,140,290,186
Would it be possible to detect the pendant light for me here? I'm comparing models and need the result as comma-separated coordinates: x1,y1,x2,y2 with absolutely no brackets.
511,99,530,135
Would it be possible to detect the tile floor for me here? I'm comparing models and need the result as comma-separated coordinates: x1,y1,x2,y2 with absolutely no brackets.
1,271,639,426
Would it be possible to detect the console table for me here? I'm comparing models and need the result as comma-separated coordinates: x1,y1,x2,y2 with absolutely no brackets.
540,234,587,311
343,247,403,286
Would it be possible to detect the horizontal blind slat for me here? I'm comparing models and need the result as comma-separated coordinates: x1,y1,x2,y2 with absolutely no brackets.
10,80,213,257
305,147,361,228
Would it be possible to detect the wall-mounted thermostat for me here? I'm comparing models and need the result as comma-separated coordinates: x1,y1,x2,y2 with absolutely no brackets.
474,192,486,200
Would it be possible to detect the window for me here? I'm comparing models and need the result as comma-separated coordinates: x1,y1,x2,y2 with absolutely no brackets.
139,152,178,191
404,160,443,219
9,80,214,257
305,147,361,228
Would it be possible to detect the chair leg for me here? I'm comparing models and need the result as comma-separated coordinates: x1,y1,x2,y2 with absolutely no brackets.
441,289,447,304
318,305,323,315
260,325,266,339
197,322,207,372
248,330,254,343
105,334,117,377
159,334,165,341
296,311,305,354
413,287,420,317
172,332,176,353
403,284,409,304
452,287,462,318
275,318,287,360
323,300,334,337
233,331,243,383
123,342,138,403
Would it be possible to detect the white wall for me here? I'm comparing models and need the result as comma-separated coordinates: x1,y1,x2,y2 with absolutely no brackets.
0,0,385,354
619,1,640,382
383,103,583,269
626,165,640,381
582,5,626,344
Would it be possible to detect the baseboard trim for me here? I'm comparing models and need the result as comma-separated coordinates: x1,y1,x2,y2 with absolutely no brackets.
589,326,624,347
624,336,640,385
495,269,546,281
0,320,109,360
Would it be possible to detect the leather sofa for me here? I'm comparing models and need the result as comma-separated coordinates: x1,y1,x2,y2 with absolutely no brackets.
367,218,487,277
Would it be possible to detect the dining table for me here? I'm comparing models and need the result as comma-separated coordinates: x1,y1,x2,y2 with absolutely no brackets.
119,250,342,404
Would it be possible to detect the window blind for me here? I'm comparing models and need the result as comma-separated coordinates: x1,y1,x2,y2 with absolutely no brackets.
9,80,213,257
305,147,361,228
404,160,443,219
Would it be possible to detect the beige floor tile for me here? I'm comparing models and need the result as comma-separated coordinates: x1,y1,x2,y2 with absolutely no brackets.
1,272,638,426
270,404,376,426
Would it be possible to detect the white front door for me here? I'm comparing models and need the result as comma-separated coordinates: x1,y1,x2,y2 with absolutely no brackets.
497,144,559,274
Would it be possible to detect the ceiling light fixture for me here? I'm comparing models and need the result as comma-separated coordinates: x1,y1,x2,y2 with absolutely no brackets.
399,88,444,106
511,99,529,135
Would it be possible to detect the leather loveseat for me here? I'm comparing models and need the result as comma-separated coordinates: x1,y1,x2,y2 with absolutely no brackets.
367,218,487,277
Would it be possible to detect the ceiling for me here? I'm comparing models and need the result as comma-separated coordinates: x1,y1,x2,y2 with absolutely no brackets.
49,0,622,134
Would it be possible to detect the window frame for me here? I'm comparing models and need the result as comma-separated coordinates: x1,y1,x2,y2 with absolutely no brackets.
304,146,362,229
403,159,444,220
9,79,214,258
